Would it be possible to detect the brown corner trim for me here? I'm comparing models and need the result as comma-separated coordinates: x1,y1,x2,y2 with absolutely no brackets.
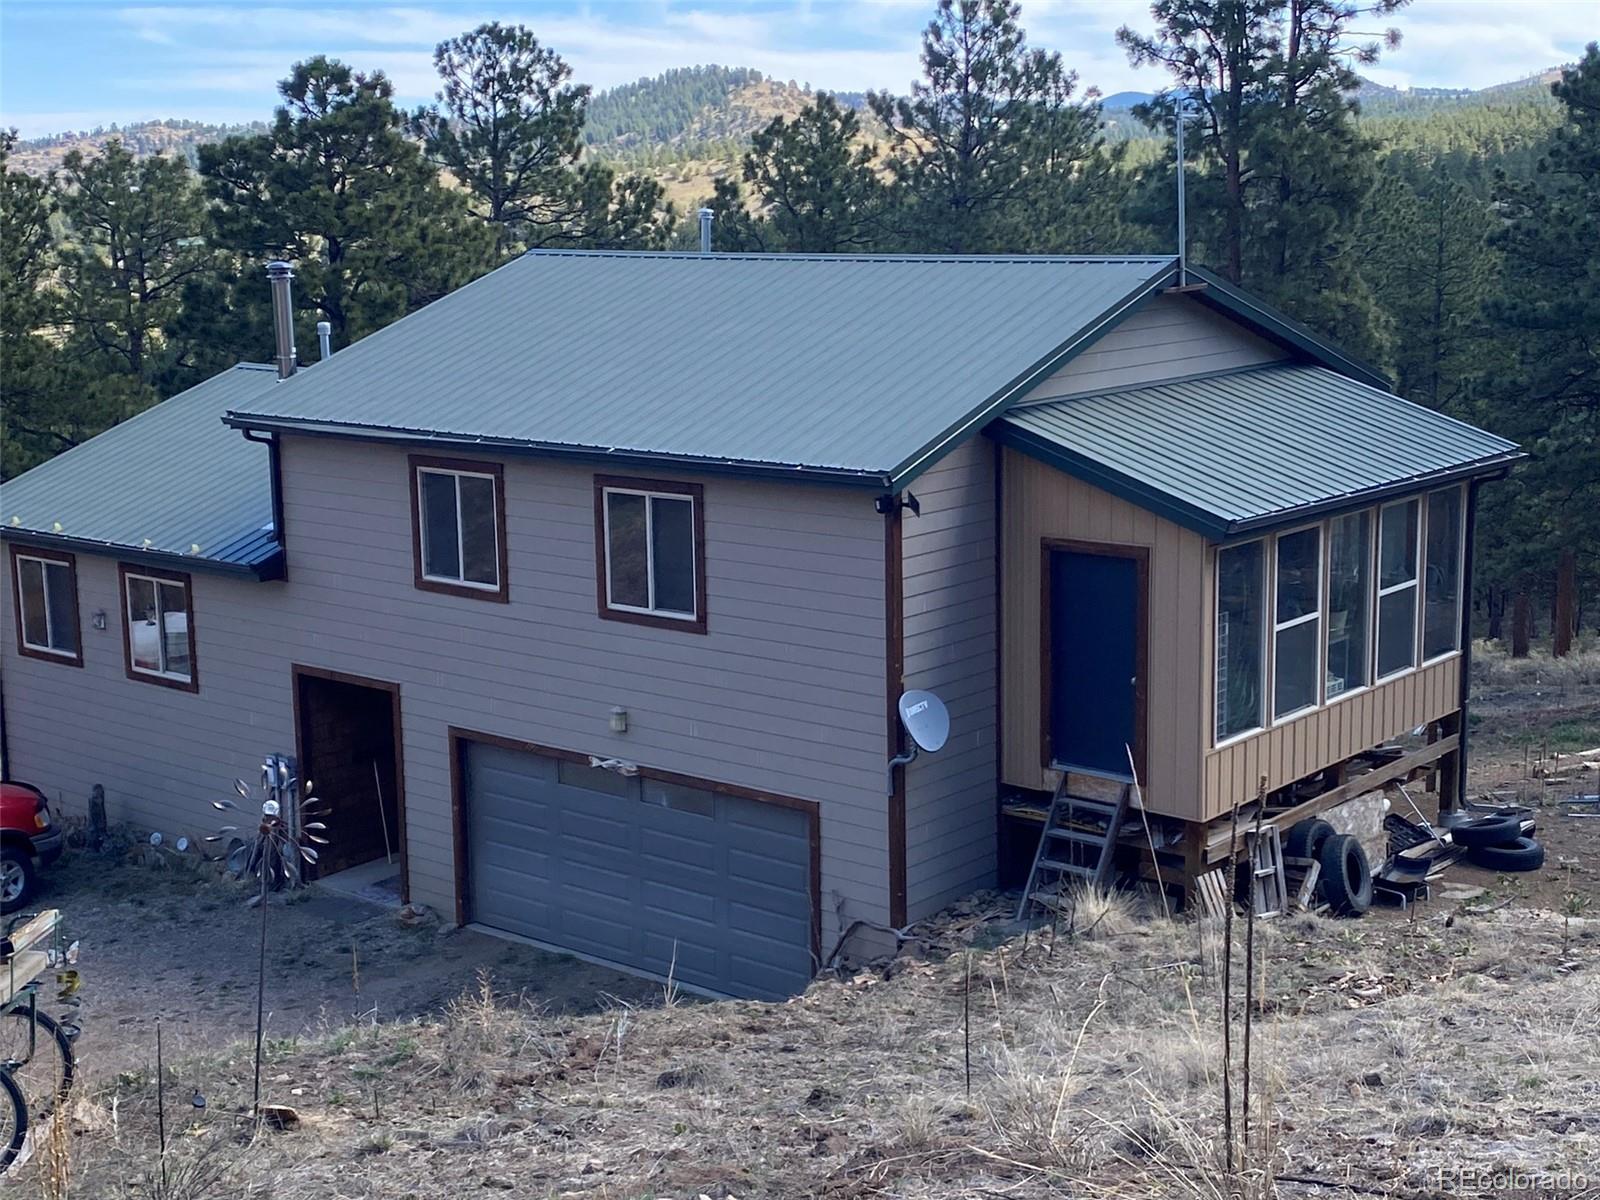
291,663,410,905
885,500,907,928
408,453,510,603
592,474,709,635
447,727,823,965
9,543,84,668
117,561,199,692
1038,537,1149,783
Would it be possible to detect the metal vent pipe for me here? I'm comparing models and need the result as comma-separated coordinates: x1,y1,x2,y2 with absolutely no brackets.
698,207,714,254
267,261,297,379
316,321,332,363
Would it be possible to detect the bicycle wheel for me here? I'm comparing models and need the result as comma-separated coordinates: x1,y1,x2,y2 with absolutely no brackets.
0,1007,74,1118
0,1068,27,1174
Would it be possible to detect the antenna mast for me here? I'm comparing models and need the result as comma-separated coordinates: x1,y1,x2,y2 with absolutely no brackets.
1175,94,1193,287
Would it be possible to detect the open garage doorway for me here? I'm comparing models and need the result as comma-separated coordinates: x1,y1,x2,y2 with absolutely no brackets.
293,665,407,903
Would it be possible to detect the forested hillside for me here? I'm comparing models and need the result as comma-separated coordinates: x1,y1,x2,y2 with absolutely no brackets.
1,2,1593,654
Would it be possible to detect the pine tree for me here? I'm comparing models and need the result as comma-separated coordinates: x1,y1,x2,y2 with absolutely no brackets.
733,93,889,252
198,57,497,354
1118,0,1407,362
0,129,73,477
56,141,219,415
869,0,1110,253
1479,44,1600,639
413,24,671,253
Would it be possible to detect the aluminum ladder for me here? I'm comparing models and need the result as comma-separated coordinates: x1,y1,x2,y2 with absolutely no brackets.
1016,772,1132,921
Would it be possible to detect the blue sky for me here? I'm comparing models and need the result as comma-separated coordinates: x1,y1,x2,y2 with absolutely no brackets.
2,1,1595,138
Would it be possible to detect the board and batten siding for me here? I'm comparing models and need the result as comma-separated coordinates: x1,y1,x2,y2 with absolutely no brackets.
0,437,893,946
1021,294,1288,403
1000,447,1211,820
900,438,998,921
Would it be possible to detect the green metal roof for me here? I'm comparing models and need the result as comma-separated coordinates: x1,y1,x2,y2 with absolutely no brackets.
0,364,283,577
996,365,1522,539
226,250,1180,486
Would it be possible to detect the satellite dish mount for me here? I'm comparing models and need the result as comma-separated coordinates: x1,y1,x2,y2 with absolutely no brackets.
887,689,950,795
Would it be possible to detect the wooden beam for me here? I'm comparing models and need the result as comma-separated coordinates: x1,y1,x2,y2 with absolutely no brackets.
1204,734,1459,862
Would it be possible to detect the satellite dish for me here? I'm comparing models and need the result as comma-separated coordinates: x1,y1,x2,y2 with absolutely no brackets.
898,690,949,753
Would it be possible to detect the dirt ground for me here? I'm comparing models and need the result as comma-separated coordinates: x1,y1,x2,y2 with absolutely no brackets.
11,645,1600,1197
24,852,659,1086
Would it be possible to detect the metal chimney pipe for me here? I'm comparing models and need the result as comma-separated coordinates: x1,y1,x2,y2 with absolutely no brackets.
266,261,296,379
698,207,714,254
316,321,332,363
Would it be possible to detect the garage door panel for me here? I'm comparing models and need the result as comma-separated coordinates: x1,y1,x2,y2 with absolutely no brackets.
465,741,814,998
640,828,719,873
727,847,808,893
640,880,719,925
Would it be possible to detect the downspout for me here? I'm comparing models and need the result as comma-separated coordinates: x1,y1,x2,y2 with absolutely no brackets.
243,429,287,581
883,494,907,928
1453,478,1480,812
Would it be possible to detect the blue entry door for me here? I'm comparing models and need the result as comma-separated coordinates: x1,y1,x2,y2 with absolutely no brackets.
1048,547,1143,778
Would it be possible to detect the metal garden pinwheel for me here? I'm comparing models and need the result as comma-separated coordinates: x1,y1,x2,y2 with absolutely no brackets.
204,771,330,1120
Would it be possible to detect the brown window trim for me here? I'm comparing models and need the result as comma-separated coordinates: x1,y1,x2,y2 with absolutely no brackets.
9,543,84,668
593,474,708,635
408,454,510,603
118,562,199,693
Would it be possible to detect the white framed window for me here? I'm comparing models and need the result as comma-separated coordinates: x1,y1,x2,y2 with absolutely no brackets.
1324,510,1372,699
1215,539,1266,742
11,546,81,664
1422,486,1464,661
597,476,705,632
1376,498,1420,679
410,456,506,600
1272,525,1323,720
121,565,196,690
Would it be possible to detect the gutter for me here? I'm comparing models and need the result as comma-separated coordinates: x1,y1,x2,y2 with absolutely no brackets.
1219,453,1525,539
0,529,281,581
222,415,894,489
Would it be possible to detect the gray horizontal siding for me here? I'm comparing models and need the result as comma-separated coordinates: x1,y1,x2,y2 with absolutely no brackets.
1022,294,1287,403
901,437,998,921
1,438,893,940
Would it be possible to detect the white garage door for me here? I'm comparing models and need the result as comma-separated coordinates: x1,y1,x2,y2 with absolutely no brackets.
464,741,815,999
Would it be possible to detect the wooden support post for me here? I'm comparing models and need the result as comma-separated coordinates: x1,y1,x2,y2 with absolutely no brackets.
1438,712,1463,815
1181,822,1206,913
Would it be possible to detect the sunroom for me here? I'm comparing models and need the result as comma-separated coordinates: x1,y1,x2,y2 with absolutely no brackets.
990,363,1522,890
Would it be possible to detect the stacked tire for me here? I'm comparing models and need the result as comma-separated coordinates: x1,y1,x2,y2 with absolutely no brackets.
1285,818,1372,917
1449,812,1545,872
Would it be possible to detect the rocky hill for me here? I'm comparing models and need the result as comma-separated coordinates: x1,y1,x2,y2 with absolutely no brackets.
8,63,1563,199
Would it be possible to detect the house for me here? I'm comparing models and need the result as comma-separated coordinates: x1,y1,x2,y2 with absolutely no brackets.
0,251,1519,998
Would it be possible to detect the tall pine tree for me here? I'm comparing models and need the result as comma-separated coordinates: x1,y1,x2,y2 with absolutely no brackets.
412,24,671,253
869,0,1111,253
198,57,496,356
1118,0,1407,363
1478,45,1600,644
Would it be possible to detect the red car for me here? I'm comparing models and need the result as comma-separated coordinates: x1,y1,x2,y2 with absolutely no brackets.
0,782,64,910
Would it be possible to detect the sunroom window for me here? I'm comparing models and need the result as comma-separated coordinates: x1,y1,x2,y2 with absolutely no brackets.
1273,526,1322,719
1215,540,1265,741
1376,499,1420,678
1422,487,1463,660
1325,511,1371,698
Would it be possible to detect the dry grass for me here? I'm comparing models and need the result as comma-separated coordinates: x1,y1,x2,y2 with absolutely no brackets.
35,899,1597,1199
1473,639,1600,691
